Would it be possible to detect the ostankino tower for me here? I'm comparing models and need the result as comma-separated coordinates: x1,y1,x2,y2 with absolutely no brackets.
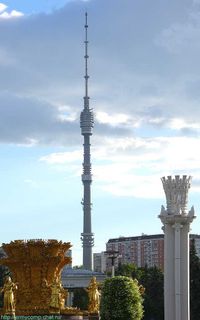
80,13,94,271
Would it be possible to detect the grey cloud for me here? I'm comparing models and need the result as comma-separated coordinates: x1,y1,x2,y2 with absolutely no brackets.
180,128,199,136
139,105,166,119
155,10,200,61
0,0,200,146
0,93,80,145
95,122,132,137
0,92,131,145
184,78,200,100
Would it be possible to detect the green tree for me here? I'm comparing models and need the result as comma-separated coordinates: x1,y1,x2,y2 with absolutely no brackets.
72,288,89,310
115,263,164,320
140,266,164,320
116,263,141,279
100,276,143,320
73,265,84,269
190,239,200,320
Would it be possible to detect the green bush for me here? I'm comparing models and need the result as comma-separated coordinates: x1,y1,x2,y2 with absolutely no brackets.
100,276,143,320
72,288,89,310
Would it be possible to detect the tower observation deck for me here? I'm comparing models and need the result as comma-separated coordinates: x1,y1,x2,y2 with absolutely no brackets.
80,12,94,271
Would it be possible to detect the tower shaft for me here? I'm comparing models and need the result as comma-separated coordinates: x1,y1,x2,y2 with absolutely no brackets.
159,175,195,320
80,13,94,271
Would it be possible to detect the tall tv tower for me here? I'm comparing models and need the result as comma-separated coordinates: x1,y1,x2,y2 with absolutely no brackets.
80,12,94,271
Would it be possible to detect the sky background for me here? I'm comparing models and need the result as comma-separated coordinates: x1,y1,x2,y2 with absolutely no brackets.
1,0,200,266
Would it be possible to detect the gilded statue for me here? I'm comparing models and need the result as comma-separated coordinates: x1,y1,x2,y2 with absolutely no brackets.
60,286,68,310
87,277,101,313
1,276,18,315
49,278,61,311
49,277,68,312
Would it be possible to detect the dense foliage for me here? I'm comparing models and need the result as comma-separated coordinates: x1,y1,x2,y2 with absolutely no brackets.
100,276,143,320
190,239,200,320
72,288,89,310
114,241,200,320
140,266,164,320
116,263,164,320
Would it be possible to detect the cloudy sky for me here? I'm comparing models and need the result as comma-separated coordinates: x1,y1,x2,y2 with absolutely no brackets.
1,0,200,266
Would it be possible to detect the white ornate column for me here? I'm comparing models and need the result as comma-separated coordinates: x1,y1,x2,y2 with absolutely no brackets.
159,175,195,320
173,222,182,320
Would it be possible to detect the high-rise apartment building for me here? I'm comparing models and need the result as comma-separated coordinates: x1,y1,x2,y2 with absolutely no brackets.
93,252,107,273
106,234,165,270
101,233,200,272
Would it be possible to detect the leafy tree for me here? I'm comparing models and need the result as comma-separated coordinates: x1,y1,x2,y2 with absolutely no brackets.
100,276,143,320
190,239,200,320
115,263,164,320
116,263,141,279
72,288,89,310
140,266,164,320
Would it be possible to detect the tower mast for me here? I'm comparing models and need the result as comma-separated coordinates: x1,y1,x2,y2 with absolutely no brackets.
80,12,94,270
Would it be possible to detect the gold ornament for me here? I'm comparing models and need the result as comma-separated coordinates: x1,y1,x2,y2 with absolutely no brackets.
1,276,18,315
0,240,71,315
87,277,101,314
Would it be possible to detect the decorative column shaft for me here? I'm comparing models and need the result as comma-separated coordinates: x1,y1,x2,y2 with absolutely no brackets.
159,175,195,320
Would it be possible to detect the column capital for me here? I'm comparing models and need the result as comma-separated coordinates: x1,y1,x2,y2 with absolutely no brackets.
159,213,195,226
172,222,183,231
161,175,191,215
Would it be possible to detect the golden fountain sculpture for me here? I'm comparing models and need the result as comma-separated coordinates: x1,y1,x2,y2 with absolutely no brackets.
87,277,101,314
0,276,18,315
0,239,72,315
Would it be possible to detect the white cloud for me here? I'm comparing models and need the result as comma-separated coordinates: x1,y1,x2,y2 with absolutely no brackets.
101,175,163,199
57,105,78,122
169,118,200,131
40,150,82,164
0,3,24,19
1,0,200,200
94,136,200,198
17,138,39,147
0,3,7,13
96,111,141,128
0,0,199,145
0,9,24,19
148,117,166,125
40,135,200,198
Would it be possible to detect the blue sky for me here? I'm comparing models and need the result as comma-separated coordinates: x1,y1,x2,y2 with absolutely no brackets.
1,0,200,266
1,0,70,14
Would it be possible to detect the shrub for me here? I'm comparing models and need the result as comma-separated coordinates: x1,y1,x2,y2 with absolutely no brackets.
100,276,143,320
72,288,89,310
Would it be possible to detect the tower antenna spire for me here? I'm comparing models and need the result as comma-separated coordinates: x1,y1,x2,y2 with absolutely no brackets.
80,12,94,271
84,12,89,103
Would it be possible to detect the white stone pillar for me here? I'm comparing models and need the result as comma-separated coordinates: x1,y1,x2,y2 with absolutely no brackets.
163,223,175,320
159,175,196,320
174,222,182,320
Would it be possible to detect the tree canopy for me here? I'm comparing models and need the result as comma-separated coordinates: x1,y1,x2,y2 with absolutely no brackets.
115,263,164,320
190,239,200,320
100,276,143,320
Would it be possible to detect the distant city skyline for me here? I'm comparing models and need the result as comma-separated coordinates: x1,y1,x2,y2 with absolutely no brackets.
1,0,200,266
